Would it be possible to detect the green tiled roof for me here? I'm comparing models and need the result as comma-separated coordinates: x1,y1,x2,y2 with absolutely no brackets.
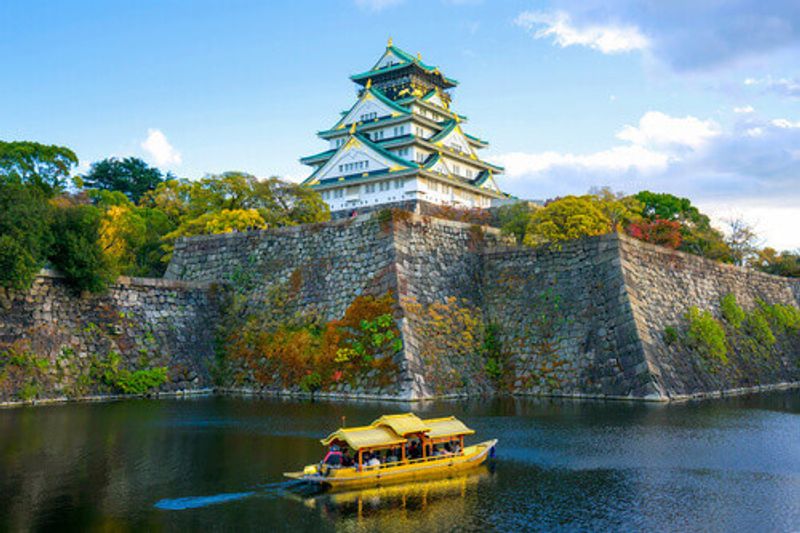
351,44,458,86
331,88,410,131
299,148,336,164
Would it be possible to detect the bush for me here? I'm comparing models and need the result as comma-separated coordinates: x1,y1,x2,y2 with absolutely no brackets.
685,307,728,363
0,235,40,290
742,308,776,348
720,293,745,329
0,182,52,290
92,351,168,394
49,204,114,293
757,300,800,336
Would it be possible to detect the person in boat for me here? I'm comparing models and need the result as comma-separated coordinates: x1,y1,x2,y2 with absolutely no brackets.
408,440,422,459
365,452,381,468
323,446,343,468
342,449,354,467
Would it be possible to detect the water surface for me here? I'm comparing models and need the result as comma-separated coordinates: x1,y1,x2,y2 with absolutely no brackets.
1,392,799,531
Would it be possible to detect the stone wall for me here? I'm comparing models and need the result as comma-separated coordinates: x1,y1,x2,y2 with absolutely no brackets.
0,272,222,403
165,215,398,321
3,212,798,404
481,235,659,399
619,234,800,399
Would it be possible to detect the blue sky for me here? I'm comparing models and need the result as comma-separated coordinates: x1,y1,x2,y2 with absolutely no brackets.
2,1,799,248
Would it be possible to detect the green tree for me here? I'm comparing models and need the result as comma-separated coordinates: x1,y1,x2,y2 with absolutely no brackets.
495,201,539,244
750,248,800,278
82,157,167,203
0,141,78,196
524,195,612,246
0,182,53,289
49,203,114,293
632,190,731,261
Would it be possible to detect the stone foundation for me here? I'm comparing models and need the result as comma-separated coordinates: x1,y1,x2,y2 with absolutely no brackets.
2,213,798,405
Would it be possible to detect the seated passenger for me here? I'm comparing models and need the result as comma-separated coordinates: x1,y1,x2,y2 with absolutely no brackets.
342,451,354,467
323,449,343,467
366,452,381,468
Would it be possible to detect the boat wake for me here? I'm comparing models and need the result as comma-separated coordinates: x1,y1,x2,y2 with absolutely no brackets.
154,480,309,511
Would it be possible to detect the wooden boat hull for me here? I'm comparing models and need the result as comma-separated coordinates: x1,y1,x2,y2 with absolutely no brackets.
284,439,497,491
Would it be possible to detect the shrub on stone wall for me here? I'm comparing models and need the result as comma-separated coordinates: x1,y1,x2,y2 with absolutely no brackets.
402,296,506,394
684,307,729,364
667,295,800,375
222,289,401,392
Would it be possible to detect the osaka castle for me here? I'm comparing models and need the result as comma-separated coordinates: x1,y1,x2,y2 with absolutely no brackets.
301,39,506,217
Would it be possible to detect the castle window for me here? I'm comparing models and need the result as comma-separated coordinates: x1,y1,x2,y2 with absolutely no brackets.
394,179,403,189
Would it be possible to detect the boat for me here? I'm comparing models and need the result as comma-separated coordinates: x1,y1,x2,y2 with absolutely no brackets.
284,413,497,490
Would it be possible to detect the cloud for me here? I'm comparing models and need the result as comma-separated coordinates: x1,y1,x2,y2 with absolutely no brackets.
744,76,800,97
492,111,800,248
515,10,648,54
517,2,800,70
497,111,718,178
733,105,755,114
141,129,182,167
354,0,403,10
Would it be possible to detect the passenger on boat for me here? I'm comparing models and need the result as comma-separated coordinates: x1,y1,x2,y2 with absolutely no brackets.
366,452,381,468
342,450,354,467
408,441,422,459
323,447,343,467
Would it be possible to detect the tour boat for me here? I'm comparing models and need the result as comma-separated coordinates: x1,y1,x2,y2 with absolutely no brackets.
284,413,497,490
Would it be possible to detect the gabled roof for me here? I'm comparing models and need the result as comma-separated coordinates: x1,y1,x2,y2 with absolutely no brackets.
372,413,430,436
321,425,406,450
299,148,337,165
331,88,410,131
351,43,458,87
302,132,417,185
425,417,475,439
319,414,474,450
473,170,502,193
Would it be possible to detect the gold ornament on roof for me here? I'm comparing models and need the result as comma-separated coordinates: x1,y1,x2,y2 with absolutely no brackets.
416,52,422,61
350,123,357,134
388,36,393,47
366,78,372,89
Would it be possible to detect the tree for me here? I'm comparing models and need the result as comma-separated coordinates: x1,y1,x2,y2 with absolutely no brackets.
590,187,642,230
524,195,612,246
82,157,167,203
0,182,53,289
724,217,761,266
750,248,800,278
632,190,731,261
142,173,330,226
626,218,682,249
495,201,539,244
49,202,114,293
0,141,78,196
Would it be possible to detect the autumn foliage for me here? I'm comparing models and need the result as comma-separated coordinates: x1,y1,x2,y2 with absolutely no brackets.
225,291,401,392
625,218,682,249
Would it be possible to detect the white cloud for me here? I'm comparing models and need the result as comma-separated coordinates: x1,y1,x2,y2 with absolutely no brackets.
744,76,800,97
733,105,755,114
770,118,800,129
496,111,717,178
491,111,800,249
515,10,649,54
615,111,720,149
141,129,182,167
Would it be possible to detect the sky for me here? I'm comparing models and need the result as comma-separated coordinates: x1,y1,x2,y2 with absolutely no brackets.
1,0,799,249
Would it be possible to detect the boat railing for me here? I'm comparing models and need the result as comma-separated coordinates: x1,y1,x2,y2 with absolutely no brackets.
360,450,466,471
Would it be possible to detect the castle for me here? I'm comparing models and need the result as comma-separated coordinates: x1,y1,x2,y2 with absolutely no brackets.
301,40,507,217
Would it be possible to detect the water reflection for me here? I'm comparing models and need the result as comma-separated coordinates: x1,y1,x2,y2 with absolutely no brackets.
0,392,798,531
297,467,492,531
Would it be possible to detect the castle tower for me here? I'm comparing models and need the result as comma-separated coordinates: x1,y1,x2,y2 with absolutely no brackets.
301,39,506,217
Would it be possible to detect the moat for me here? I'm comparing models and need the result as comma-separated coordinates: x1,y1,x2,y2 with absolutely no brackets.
1,392,799,531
